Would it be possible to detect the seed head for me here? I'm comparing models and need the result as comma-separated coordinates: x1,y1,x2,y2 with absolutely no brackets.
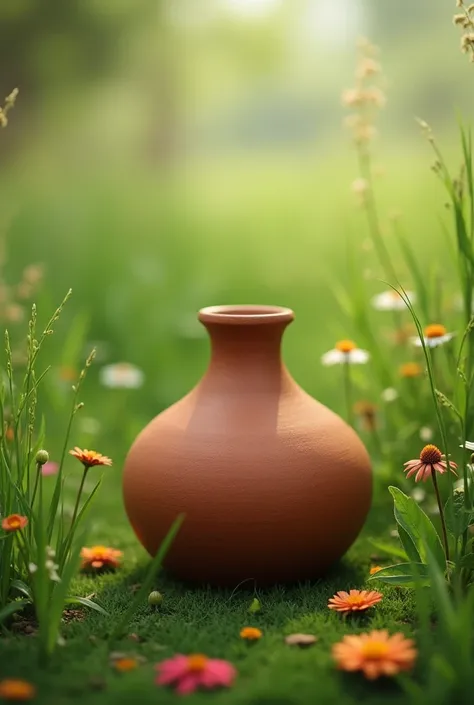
454,13,469,26
419,444,442,465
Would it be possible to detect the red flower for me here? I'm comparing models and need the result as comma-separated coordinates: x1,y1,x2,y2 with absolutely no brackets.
1,514,28,532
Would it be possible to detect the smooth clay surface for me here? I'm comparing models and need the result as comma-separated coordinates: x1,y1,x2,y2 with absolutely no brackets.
123,305,372,586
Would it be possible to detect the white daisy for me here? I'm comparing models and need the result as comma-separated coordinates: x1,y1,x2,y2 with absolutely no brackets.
45,559,61,582
321,340,369,366
99,362,144,389
410,487,426,502
411,324,456,348
371,290,415,311
381,388,398,403
419,426,433,442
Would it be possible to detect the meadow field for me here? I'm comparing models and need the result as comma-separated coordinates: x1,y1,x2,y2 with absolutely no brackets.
2,1,474,702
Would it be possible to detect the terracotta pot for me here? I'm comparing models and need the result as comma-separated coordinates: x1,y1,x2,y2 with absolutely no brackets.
123,305,372,586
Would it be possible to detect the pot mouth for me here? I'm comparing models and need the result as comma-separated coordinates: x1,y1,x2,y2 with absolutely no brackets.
198,305,294,326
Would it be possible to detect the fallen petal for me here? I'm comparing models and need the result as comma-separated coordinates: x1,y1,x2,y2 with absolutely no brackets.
285,633,318,647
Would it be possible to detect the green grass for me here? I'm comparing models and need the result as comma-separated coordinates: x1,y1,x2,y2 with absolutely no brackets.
1,143,463,703
0,488,419,705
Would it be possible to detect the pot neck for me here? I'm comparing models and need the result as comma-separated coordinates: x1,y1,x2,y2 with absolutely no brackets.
198,306,294,389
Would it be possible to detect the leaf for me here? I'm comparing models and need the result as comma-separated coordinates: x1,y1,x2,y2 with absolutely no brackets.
445,491,473,539
45,530,85,655
423,546,455,630
368,562,430,586
368,539,408,561
459,553,474,571
248,598,261,614
59,479,102,568
65,596,108,616
397,525,422,564
108,514,184,642
11,580,33,600
0,599,29,624
395,229,430,320
389,486,446,571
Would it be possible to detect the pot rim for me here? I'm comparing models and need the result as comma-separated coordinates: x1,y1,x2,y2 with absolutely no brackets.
198,305,294,326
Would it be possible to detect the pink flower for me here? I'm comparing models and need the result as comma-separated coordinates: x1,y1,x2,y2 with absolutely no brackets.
404,444,457,483
41,461,59,477
155,654,236,695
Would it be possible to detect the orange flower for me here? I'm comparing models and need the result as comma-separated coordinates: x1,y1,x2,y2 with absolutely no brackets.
1,514,28,532
369,566,382,575
81,546,123,572
113,657,138,673
69,447,112,469
332,629,417,679
0,678,36,700
399,362,423,378
328,589,383,613
240,627,263,641
5,427,14,442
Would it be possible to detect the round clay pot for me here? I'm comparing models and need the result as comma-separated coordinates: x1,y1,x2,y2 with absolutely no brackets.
123,305,372,586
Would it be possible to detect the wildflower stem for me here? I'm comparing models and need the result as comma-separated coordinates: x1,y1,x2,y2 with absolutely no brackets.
30,461,42,512
15,529,31,576
67,466,88,544
356,151,399,286
342,361,354,427
371,424,384,457
431,467,450,563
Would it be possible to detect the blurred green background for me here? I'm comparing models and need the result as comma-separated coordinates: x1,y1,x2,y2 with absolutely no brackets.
2,0,472,476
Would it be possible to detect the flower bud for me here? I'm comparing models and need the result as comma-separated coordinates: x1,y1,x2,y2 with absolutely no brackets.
35,449,49,465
